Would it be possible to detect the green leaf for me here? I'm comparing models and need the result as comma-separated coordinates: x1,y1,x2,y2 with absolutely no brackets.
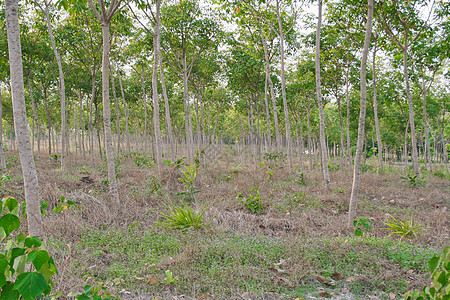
10,248,26,267
0,214,20,238
24,237,42,249
27,250,50,272
0,258,8,273
13,272,49,300
355,229,363,236
0,273,6,288
429,256,440,274
52,206,64,213
16,233,26,244
4,198,18,214
0,281,20,299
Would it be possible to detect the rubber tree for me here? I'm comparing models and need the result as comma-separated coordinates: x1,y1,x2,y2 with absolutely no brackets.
348,0,373,229
378,0,436,176
5,0,43,238
315,0,331,188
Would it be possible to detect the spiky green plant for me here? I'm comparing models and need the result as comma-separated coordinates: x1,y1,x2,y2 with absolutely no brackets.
384,214,424,240
155,205,208,231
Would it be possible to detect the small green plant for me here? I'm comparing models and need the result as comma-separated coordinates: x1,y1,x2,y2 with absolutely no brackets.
52,196,76,213
267,170,275,180
401,174,426,188
50,154,60,161
0,173,11,183
147,175,163,194
284,191,322,209
237,187,263,214
0,196,58,300
68,284,120,299
333,187,345,194
134,154,154,168
328,163,340,171
404,246,449,300
177,164,200,201
353,217,373,237
155,205,208,231
101,178,109,186
384,214,424,240
295,171,306,185
263,152,287,162
432,169,449,180
164,270,179,284
163,157,186,169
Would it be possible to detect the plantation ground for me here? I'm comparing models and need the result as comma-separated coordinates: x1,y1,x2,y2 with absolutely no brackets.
2,149,449,299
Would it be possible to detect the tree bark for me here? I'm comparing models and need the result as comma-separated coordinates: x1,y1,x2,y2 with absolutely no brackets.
5,0,43,238
372,42,384,172
0,91,7,171
276,0,294,174
315,0,331,187
348,0,373,229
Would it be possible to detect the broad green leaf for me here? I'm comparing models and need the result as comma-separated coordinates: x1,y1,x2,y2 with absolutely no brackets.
429,256,440,274
13,272,49,300
0,281,20,300
10,248,26,267
4,198,18,214
16,233,26,244
0,258,8,273
24,237,42,248
27,250,50,272
0,214,20,238
0,273,6,287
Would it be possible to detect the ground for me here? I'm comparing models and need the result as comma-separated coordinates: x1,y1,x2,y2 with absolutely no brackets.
1,148,449,299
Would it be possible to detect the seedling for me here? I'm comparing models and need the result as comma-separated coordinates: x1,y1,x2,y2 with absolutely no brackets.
237,187,263,214
353,217,373,237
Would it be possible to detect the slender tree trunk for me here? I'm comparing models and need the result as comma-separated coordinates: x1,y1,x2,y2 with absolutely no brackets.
260,29,281,151
101,23,120,207
152,20,162,171
116,63,130,153
345,62,352,168
182,55,194,162
6,0,43,238
42,0,66,169
263,73,272,151
42,87,52,156
110,66,121,155
79,90,86,160
276,0,294,174
0,91,7,171
402,44,419,175
307,104,312,171
26,75,38,158
315,0,331,187
159,50,174,160
372,42,383,172
336,94,345,169
348,0,373,229
421,83,431,172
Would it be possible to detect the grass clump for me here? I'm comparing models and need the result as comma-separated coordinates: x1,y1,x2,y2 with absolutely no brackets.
155,205,208,231
384,214,424,240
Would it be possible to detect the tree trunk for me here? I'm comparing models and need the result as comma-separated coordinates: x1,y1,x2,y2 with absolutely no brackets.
372,42,383,172
42,0,66,169
260,29,281,151
276,0,294,174
159,48,174,160
402,45,419,175
101,23,120,208
307,104,312,171
0,91,7,171
152,13,162,171
315,0,331,187
6,0,43,238
182,55,194,162
116,63,130,153
110,67,120,155
348,0,373,229
345,62,352,168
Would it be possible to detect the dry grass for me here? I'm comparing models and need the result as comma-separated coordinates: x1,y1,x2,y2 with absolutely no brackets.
1,150,448,299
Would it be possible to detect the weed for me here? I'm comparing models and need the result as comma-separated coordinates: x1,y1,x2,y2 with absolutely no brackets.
284,191,322,210
384,214,424,240
68,284,119,299
401,174,426,188
237,187,263,214
147,175,163,195
267,170,274,180
155,205,208,231
0,173,11,183
333,187,345,194
177,164,200,201
295,171,306,185
50,154,60,161
404,246,449,300
134,155,154,168
164,270,179,284
432,169,449,180
163,157,187,169
52,196,76,213
353,217,373,237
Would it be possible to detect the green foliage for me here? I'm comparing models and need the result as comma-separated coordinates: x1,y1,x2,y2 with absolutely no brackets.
6,156,18,169
266,170,274,181
263,152,287,166
49,154,60,161
284,191,322,210
163,157,186,169
164,270,179,285
52,196,76,214
328,163,340,171
353,217,373,237
177,164,200,201
0,173,11,183
295,171,306,185
384,214,424,240
401,174,426,188
68,284,119,300
155,205,208,231
134,154,154,168
432,169,450,180
237,187,263,214
404,247,449,300
0,196,57,300
147,175,163,195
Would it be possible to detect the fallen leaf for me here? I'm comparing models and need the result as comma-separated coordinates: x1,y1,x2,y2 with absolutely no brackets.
389,292,396,299
332,271,345,280
341,288,349,293
133,276,145,280
345,276,357,282
318,292,331,298
316,275,332,286
148,275,158,285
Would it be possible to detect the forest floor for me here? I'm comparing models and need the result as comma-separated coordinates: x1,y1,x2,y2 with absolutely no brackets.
2,148,449,299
